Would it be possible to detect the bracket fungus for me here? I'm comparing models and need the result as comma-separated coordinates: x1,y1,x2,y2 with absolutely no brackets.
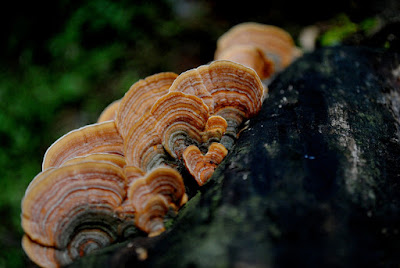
42,121,124,171
22,161,131,267
22,22,298,267
215,22,301,80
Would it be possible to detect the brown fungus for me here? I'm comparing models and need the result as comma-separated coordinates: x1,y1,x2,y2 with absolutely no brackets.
21,22,297,267
170,60,264,149
42,121,124,171
215,22,301,73
126,166,187,236
21,161,131,267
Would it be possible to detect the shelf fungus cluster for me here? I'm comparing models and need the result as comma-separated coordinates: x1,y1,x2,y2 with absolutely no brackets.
21,22,299,267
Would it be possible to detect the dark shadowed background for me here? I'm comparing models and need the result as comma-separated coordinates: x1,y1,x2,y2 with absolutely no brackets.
0,0,398,267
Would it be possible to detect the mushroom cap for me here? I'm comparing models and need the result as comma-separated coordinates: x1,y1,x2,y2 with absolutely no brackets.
22,161,127,247
97,99,121,123
42,121,124,171
202,115,228,143
170,60,264,118
116,72,178,139
22,235,61,268
183,142,228,186
126,166,186,235
127,166,186,211
215,45,275,80
135,194,170,237
215,22,297,70
151,91,210,159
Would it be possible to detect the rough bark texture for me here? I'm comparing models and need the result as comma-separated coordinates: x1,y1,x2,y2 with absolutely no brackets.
69,46,400,268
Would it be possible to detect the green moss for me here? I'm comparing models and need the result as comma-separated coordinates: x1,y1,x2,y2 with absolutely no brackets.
320,14,358,46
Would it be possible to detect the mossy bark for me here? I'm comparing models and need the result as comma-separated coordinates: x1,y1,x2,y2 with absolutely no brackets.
69,46,400,268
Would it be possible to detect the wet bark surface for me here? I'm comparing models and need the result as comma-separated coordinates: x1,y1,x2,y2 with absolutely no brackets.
69,46,400,268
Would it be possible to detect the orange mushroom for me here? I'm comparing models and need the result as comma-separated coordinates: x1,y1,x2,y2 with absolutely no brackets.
151,91,210,159
126,166,187,236
22,23,283,266
21,161,130,267
215,22,300,73
42,121,124,171
170,60,264,149
183,142,228,186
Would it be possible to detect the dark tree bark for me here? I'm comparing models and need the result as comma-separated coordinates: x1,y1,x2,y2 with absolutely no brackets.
69,46,400,268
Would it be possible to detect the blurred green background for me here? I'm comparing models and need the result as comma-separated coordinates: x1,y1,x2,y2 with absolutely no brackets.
0,0,397,267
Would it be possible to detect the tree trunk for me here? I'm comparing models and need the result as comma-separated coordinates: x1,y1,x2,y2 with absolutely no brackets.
69,46,400,268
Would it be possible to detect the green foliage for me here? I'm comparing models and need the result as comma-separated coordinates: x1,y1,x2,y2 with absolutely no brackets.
319,14,380,47
319,14,358,46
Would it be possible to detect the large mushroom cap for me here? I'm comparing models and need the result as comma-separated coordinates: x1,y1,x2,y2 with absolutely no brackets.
21,161,128,267
215,22,300,73
42,121,124,171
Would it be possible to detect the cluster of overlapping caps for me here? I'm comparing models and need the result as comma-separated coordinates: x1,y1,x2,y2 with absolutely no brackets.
21,23,300,267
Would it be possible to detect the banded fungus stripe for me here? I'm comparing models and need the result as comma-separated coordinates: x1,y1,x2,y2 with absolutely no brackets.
42,121,124,171
60,153,126,168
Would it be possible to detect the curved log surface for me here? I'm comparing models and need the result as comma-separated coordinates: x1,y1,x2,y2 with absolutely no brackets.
68,46,400,268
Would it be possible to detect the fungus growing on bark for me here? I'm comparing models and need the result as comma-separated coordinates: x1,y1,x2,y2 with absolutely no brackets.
183,142,228,186
21,161,131,267
126,166,187,236
21,22,291,267
42,121,124,171
215,22,300,77
170,60,264,149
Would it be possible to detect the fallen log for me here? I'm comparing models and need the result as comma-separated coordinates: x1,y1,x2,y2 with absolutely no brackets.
69,46,400,268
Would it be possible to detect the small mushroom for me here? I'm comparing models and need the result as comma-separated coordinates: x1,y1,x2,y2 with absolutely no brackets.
97,99,121,123
202,115,228,144
215,22,301,74
42,121,124,170
126,166,187,236
183,142,228,186
21,161,130,267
